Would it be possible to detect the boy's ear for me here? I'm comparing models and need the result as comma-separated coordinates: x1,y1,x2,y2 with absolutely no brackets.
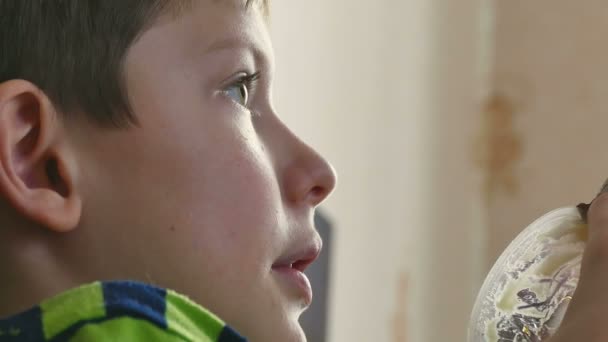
0,80,82,232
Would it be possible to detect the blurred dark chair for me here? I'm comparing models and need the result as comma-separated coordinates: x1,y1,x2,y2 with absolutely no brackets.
300,210,333,342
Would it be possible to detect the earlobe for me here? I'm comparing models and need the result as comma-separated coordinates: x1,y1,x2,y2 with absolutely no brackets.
0,80,82,233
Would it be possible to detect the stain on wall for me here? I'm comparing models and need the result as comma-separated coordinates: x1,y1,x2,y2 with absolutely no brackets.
391,271,408,342
485,0,608,265
475,93,523,202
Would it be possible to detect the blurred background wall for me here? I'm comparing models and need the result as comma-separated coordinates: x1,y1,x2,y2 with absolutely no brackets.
270,1,608,341
487,0,608,266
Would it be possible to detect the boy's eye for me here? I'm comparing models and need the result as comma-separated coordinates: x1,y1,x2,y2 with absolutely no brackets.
223,72,260,108
225,82,249,106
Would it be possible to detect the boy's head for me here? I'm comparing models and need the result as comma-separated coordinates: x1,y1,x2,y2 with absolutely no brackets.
0,1,336,341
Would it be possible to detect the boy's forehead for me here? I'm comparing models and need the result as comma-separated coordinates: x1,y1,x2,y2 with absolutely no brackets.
148,0,272,61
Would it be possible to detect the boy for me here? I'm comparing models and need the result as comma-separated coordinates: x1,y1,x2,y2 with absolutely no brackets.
0,1,336,341
2,1,608,342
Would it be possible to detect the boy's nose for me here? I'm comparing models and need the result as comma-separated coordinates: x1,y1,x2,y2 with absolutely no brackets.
281,141,337,207
267,118,337,207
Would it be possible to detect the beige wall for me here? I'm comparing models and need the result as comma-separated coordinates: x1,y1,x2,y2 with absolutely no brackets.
487,0,608,266
271,2,430,341
271,1,486,341
272,1,608,341
416,1,489,341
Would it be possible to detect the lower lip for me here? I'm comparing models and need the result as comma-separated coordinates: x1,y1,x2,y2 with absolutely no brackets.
272,266,313,305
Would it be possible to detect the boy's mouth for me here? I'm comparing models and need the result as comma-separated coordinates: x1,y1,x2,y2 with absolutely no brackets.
272,246,320,271
271,243,321,305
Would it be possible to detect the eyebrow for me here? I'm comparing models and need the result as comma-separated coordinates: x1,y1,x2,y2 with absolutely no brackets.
205,36,269,67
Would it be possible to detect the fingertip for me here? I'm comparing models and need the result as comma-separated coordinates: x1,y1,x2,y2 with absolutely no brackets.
587,193,608,230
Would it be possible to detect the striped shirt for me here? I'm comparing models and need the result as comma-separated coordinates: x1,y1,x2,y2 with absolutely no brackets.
0,281,246,342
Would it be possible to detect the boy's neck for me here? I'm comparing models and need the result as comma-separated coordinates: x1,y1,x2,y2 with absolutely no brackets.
0,218,76,317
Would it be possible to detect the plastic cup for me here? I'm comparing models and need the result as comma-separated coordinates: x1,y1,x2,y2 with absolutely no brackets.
468,207,587,341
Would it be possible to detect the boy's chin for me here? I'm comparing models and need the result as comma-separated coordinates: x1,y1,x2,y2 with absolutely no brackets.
293,321,308,342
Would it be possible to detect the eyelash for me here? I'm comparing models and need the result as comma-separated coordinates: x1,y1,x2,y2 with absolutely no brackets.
236,71,261,90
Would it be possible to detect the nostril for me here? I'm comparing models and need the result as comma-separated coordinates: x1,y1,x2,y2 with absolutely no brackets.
311,186,324,197
308,185,328,206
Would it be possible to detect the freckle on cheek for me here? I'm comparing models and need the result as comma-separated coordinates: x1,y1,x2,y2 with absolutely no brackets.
170,225,176,232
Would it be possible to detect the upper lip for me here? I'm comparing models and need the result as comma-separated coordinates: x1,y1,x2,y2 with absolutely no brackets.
272,239,322,272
